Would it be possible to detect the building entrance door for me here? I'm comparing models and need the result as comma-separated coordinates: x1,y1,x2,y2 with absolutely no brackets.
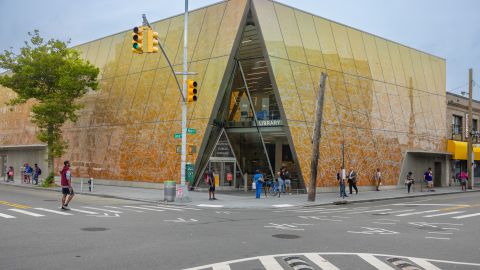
434,162,442,187
0,155,6,181
208,158,237,190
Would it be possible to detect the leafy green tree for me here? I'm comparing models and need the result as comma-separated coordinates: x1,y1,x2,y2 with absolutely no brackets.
0,30,99,185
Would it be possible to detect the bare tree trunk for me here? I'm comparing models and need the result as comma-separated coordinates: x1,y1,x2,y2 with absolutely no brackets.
308,73,327,202
47,126,55,185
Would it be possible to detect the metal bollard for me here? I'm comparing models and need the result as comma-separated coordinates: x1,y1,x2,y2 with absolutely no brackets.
80,179,83,192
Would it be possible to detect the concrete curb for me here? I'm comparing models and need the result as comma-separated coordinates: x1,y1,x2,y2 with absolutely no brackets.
2,181,478,209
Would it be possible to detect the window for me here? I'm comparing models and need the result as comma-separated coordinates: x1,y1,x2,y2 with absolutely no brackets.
452,115,462,135
473,119,478,132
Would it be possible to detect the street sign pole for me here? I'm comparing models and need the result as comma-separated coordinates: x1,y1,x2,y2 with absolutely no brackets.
179,0,191,202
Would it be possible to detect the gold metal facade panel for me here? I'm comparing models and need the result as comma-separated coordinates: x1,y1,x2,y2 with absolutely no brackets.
254,0,447,188
0,0,244,184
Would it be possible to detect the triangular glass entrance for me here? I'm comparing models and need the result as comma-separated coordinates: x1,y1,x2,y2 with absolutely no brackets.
194,9,303,192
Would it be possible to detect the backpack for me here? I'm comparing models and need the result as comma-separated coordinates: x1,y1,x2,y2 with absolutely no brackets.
38,168,42,175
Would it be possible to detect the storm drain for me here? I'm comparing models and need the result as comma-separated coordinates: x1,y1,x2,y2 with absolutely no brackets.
81,227,109,232
272,234,300,239
283,256,314,270
387,257,421,270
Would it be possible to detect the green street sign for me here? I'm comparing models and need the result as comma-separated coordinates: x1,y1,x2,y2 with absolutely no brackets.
187,128,196,134
174,133,182,139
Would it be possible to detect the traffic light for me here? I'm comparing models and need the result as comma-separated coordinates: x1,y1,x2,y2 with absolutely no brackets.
132,26,144,53
146,29,159,53
187,79,197,102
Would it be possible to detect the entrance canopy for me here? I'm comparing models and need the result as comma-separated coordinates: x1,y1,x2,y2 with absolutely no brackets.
447,140,480,160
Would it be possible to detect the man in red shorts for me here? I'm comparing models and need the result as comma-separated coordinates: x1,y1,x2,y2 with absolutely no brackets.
60,160,74,210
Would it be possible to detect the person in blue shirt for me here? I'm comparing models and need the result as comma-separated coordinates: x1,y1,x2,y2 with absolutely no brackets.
424,167,434,191
253,169,264,199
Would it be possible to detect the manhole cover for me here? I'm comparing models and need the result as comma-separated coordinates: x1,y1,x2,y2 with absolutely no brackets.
272,234,300,239
81,227,109,232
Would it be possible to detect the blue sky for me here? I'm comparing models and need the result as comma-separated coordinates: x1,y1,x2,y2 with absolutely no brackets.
1,0,479,98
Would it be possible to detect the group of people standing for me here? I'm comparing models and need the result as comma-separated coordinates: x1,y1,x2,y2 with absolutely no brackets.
336,167,363,198
4,163,42,185
254,167,292,199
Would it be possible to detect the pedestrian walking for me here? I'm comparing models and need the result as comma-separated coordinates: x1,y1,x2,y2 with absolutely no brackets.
33,164,42,185
277,168,285,194
424,167,434,192
374,168,382,191
337,167,347,198
348,168,358,194
284,168,292,194
207,170,217,200
459,171,468,192
254,169,264,199
60,160,74,210
405,171,415,193
7,166,14,182
24,163,32,184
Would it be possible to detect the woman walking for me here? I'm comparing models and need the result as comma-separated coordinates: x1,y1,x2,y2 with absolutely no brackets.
405,172,415,194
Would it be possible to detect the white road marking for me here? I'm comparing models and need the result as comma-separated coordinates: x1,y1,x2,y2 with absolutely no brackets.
428,232,453,235
396,210,440,216
358,254,396,269
34,208,73,216
304,254,340,270
348,227,399,235
154,205,201,211
88,213,120,218
0,213,16,219
425,237,450,240
373,222,396,225
197,204,223,208
264,223,312,231
381,209,416,214
259,255,284,270
123,206,164,212
452,212,480,219
299,216,341,222
348,209,392,214
409,258,442,270
83,207,122,213
424,211,465,217
164,218,198,223
140,205,183,211
8,209,44,217
443,227,460,230
211,263,231,270
104,206,143,213
272,204,295,208
391,203,469,206
70,208,99,214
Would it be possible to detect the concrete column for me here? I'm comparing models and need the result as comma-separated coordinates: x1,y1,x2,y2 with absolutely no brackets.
275,139,282,172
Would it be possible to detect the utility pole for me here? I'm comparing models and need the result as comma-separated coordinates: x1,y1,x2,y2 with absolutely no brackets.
467,68,474,189
178,0,191,202
308,72,327,202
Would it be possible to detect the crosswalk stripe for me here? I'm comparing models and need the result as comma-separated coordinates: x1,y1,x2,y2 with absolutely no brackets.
259,256,284,270
358,254,395,270
304,254,339,270
381,209,416,214
123,206,164,212
348,209,391,214
104,206,144,213
452,212,480,219
396,210,440,217
211,263,231,270
423,211,465,217
35,208,73,216
140,205,183,211
409,258,441,270
0,213,16,219
82,207,122,213
70,208,98,214
8,209,44,217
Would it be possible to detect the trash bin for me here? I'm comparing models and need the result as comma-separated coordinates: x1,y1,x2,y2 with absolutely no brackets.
164,181,176,202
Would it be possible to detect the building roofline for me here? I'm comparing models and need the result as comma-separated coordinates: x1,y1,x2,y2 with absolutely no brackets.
447,91,480,104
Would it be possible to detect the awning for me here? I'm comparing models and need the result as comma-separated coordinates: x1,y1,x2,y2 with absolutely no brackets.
447,140,480,160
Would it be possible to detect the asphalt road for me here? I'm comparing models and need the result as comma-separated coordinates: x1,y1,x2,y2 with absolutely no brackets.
1,185,479,270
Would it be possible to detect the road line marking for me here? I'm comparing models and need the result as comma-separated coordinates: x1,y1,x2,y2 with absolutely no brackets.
452,212,480,219
259,256,284,270
70,208,98,214
0,213,16,219
304,254,339,270
443,227,460,230
34,208,73,216
396,210,440,216
381,209,416,214
197,204,223,208
210,263,231,270
154,205,201,211
408,258,442,270
140,205,183,211
272,204,294,208
8,209,44,217
425,237,450,240
0,200,31,209
82,207,122,213
358,254,395,269
348,209,392,214
123,206,164,212
428,232,453,235
424,211,465,217
103,206,143,213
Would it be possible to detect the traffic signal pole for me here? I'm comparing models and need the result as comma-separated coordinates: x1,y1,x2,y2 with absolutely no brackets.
179,0,191,202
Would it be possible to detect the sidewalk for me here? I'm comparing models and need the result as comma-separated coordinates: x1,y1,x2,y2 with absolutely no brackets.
1,179,477,209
